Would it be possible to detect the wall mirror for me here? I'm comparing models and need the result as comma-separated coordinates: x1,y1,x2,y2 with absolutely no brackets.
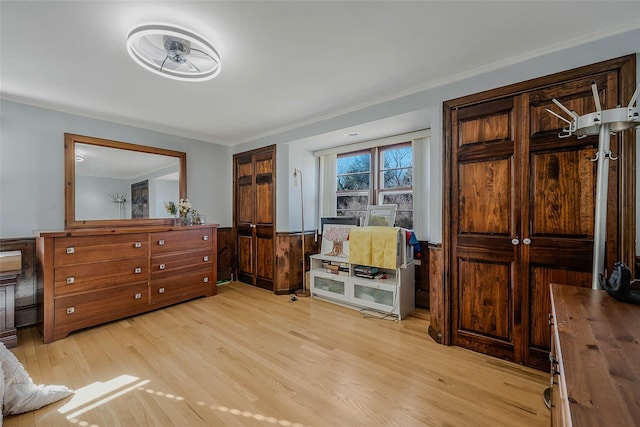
65,133,187,228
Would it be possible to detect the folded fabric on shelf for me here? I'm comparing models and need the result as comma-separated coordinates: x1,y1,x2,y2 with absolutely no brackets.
349,226,399,269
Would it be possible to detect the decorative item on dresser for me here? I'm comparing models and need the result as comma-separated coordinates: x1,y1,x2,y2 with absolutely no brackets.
548,284,640,426
36,224,218,343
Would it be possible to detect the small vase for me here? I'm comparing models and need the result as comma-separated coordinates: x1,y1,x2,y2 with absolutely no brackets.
173,215,180,226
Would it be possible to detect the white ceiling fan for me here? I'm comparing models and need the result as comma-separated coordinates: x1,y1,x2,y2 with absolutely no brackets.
126,23,221,82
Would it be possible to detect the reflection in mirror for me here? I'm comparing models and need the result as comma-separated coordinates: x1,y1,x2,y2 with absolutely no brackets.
65,133,187,228
75,143,180,220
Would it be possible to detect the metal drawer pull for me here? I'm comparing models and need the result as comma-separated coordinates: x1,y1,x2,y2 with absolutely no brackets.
203,277,209,283
134,293,142,299
134,267,142,274
66,247,75,254
202,235,209,241
66,276,75,284
134,242,142,248
159,287,165,294
158,239,165,245
66,307,75,315
203,256,209,262
159,263,166,270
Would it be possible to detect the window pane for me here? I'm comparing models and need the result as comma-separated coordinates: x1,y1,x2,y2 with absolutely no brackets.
394,211,413,229
337,153,371,191
337,154,370,174
382,168,412,189
382,146,412,169
337,210,367,219
337,172,370,190
337,194,369,216
382,193,413,229
382,193,413,211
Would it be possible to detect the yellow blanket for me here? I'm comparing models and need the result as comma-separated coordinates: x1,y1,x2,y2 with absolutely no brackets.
349,227,399,269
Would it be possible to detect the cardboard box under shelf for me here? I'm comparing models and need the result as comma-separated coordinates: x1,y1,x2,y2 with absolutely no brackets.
0,251,21,274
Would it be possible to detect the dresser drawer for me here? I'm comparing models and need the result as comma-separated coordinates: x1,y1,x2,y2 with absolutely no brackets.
151,249,213,278
54,234,148,266
150,228,213,255
151,269,213,305
54,257,148,297
54,282,149,333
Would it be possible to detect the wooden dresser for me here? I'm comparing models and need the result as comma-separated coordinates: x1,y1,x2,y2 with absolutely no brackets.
549,284,640,426
36,225,217,343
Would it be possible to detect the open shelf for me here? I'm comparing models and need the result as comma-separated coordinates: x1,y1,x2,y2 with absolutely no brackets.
309,254,414,319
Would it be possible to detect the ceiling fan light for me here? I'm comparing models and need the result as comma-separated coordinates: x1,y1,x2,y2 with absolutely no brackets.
126,23,221,82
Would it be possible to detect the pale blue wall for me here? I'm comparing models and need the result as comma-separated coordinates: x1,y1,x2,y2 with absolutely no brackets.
0,100,232,238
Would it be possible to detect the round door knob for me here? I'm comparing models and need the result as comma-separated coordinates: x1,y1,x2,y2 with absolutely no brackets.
523,238,532,245
511,238,520,245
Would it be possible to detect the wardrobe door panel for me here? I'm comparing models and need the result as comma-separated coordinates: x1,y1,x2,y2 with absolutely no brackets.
530,148,597,236
458,159,511,235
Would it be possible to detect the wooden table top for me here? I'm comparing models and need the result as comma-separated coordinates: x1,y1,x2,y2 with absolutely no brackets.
551,284,640,426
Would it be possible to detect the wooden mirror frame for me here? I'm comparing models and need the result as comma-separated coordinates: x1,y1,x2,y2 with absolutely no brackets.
64,133,187,228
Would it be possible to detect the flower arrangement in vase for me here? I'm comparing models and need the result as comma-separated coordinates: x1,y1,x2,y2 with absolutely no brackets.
178,199,192,225
164,201,178,224
165,199,200,225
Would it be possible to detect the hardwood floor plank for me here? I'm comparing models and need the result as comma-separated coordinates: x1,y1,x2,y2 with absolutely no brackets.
4,282,549,426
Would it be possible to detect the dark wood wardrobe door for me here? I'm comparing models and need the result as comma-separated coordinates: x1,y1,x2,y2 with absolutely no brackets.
522,72,619,368
235,153,256,284
234,146,276,291
444,55,634,369
451,97,521,362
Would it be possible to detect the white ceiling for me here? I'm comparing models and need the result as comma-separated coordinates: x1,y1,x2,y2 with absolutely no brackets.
1,1,639,147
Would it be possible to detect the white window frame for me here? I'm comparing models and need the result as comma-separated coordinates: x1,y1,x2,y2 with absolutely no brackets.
315,129,430,236
335,142,413,228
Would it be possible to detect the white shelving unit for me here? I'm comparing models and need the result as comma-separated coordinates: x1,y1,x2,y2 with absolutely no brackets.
309,253,415,319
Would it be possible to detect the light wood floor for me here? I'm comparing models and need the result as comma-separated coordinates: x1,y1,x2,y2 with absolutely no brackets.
4,282,550,426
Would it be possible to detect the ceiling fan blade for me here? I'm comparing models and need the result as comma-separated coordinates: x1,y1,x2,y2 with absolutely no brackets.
186,55,222,73
132,36,168,65
185,59,203,73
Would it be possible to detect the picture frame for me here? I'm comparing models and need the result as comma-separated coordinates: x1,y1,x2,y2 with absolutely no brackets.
319,217,359,257
321,223,357,257
364,204,396,227
320,216,360,234
131,180,149,219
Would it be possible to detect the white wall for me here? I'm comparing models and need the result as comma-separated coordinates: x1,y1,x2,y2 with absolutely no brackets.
0,100,233,238
153,179,179,218
287,143,318,234
76,175,130,220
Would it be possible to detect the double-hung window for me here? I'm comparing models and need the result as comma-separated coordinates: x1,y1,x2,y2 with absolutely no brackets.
336,142,413,229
